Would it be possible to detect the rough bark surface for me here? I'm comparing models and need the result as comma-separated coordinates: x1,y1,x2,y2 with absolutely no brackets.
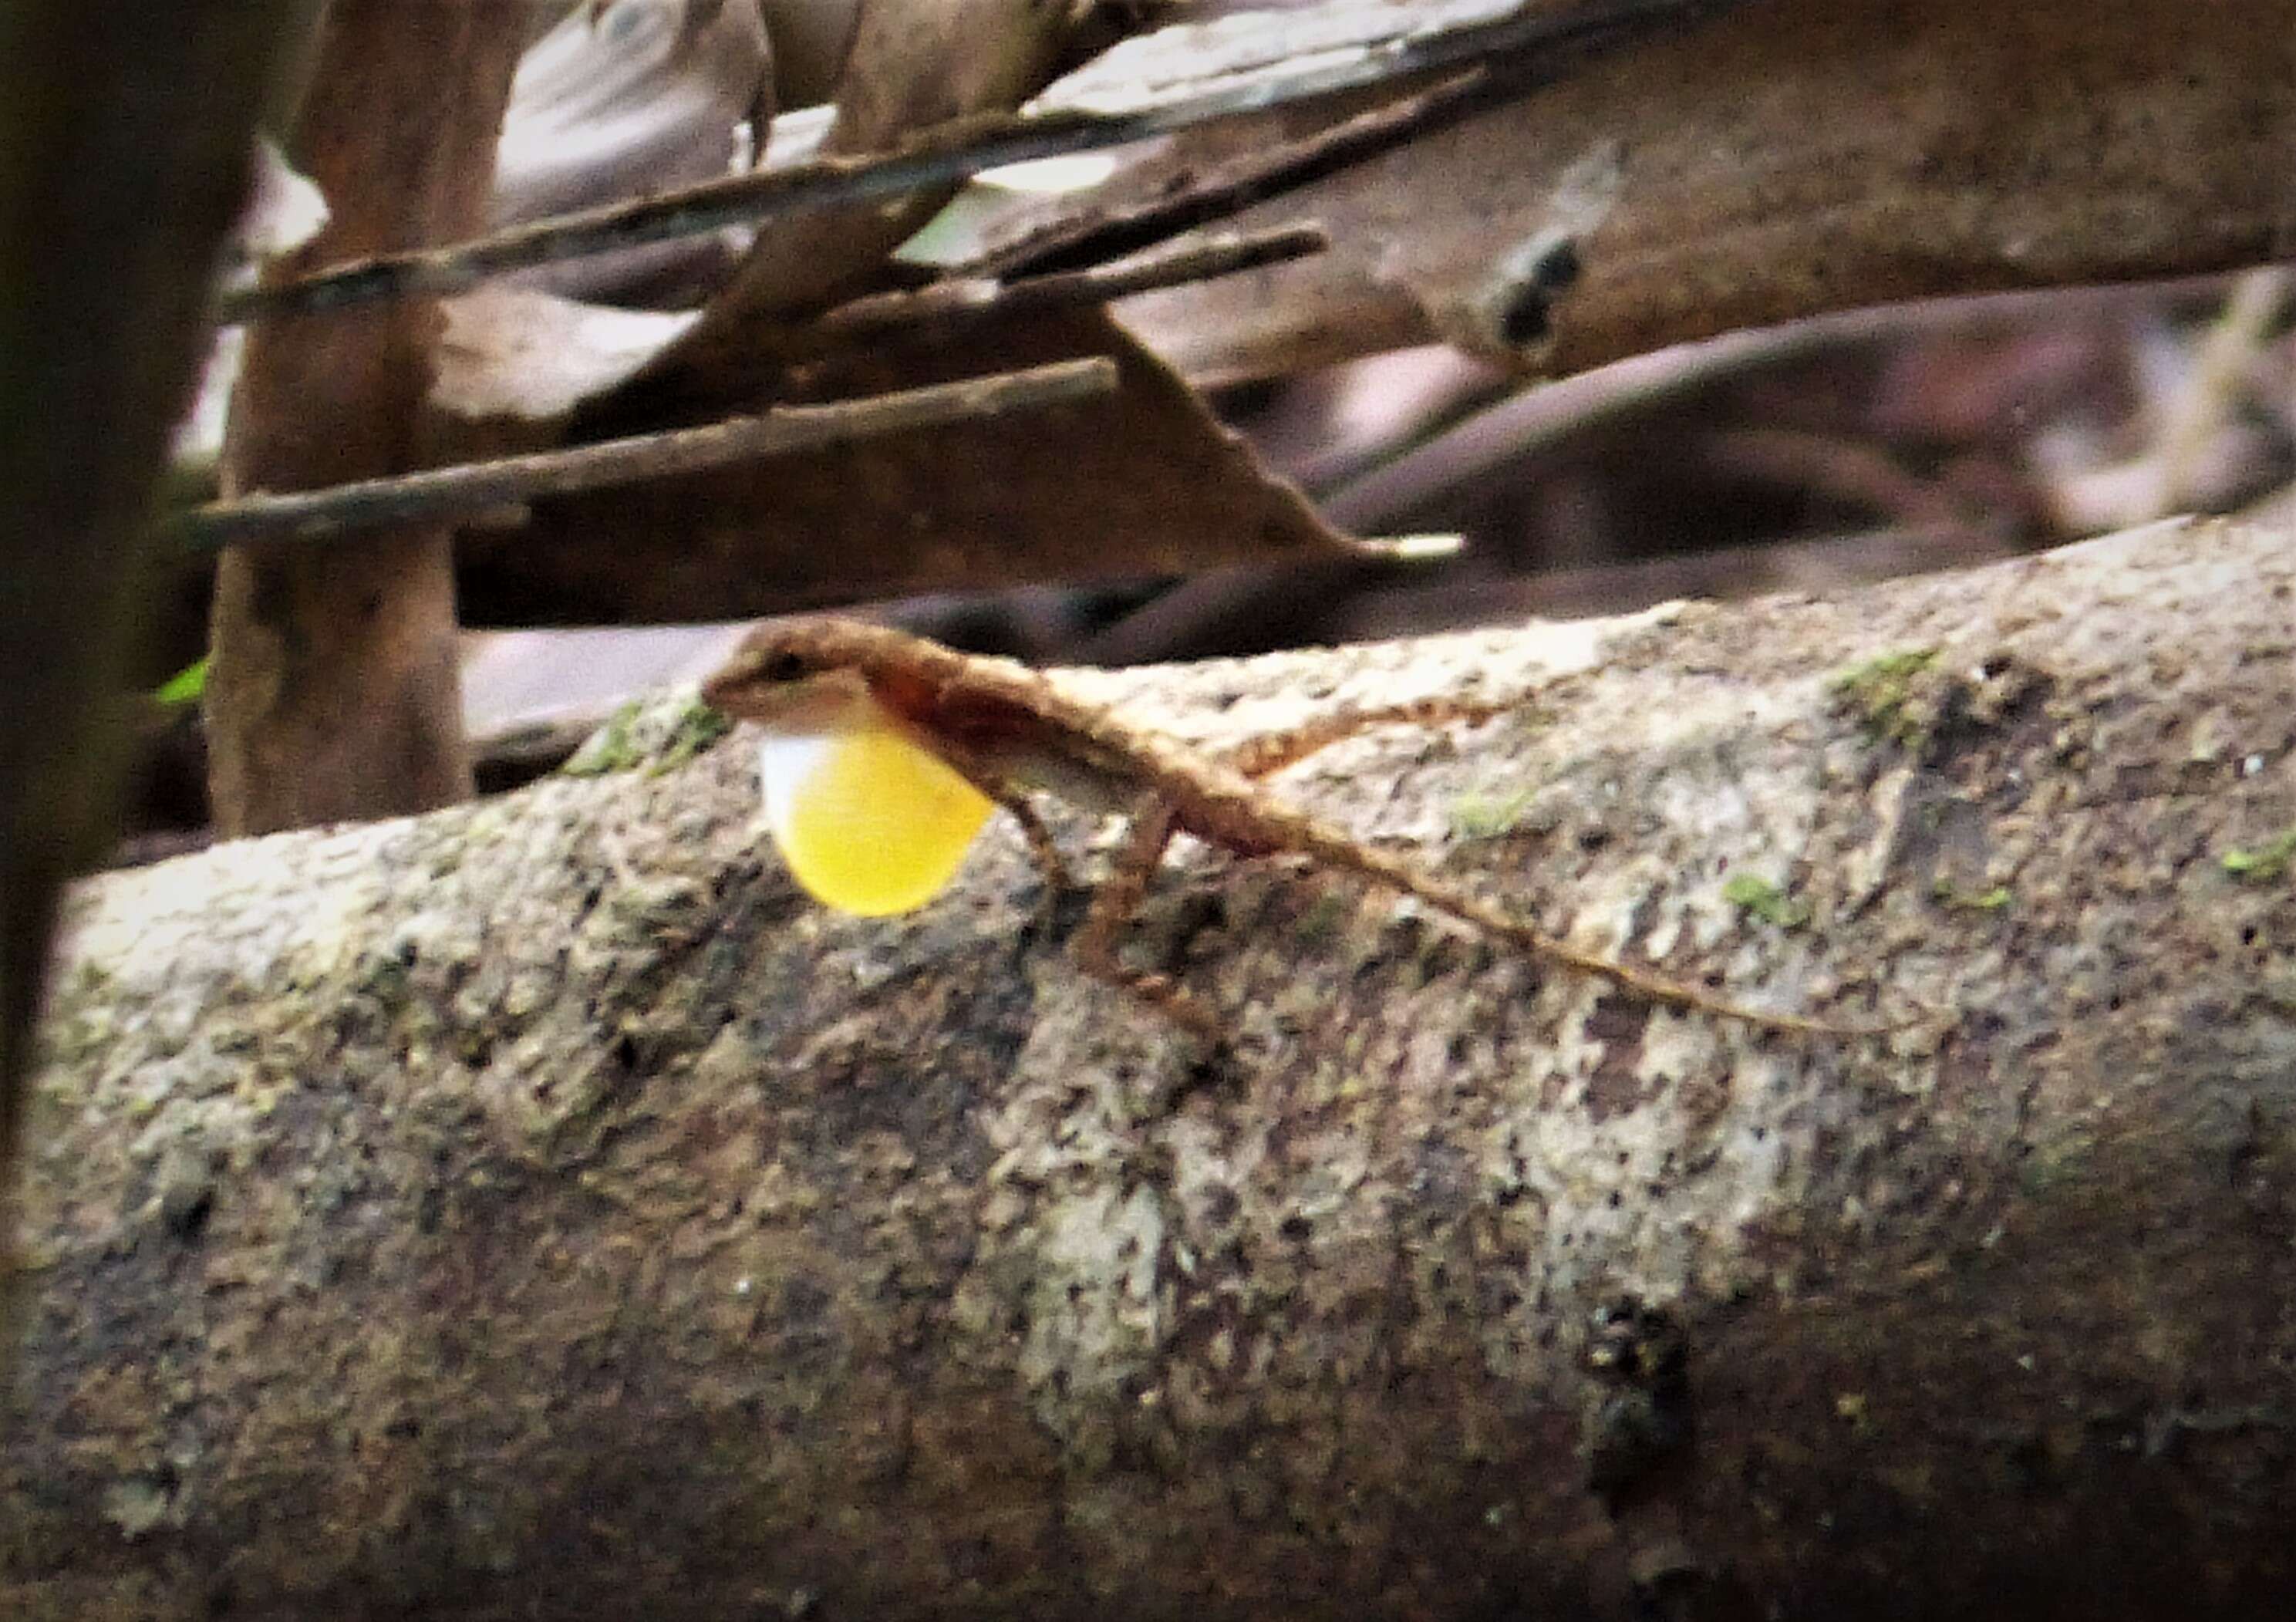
10,507,2296,1617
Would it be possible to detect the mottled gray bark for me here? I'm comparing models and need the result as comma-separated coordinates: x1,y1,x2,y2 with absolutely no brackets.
9,506,2296,1618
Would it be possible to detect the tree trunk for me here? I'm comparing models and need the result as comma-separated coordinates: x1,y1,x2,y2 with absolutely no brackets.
10,505,2296,1617
206,0,525,835
0,0,307,1298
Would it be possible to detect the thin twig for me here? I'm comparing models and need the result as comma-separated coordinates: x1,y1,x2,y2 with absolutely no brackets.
2045,267,2296,534
973,69,1487,282
216,0,1747,325
167,357,1118,550
814,224,1328,338
207,110,1115,325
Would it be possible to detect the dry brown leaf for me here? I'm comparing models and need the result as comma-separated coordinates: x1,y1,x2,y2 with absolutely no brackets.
633,0,1080,386
464,306,1347,624
444,0,1352,626
1098,0,2296,384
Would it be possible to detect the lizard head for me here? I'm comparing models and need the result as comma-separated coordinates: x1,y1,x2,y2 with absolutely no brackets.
700,621,883,734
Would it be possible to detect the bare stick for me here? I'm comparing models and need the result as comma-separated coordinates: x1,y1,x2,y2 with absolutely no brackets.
206,110,1124,325
167,357,1118,551
973,70,1485,282
216,0,1748,325
814,224,1329,339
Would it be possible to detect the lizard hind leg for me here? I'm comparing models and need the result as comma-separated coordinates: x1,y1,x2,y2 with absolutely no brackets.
948,764,1222,1040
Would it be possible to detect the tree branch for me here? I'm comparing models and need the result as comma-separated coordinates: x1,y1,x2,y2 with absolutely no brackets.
170,358,1119,549
1120,0,2296,385
12,504,2296,1615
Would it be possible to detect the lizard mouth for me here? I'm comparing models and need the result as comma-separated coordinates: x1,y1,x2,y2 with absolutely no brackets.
704,662,879,734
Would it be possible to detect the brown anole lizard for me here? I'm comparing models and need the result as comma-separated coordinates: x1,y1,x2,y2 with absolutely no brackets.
701,618,1888,1040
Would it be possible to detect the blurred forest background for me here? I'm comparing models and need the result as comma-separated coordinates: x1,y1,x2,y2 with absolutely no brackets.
115,0,2294,857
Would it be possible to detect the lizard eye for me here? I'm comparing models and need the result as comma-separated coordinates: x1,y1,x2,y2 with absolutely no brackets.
759,649,810,684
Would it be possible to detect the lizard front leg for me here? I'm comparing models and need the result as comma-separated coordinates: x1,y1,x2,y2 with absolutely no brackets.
906,730,1070,893
1071,801,1231,1042
933,737,1223,1040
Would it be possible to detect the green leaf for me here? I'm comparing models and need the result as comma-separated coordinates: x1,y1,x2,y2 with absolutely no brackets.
153,656,208,706
1448,787,1538,840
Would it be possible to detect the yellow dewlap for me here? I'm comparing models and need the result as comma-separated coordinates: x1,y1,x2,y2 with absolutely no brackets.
757,724,994,916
